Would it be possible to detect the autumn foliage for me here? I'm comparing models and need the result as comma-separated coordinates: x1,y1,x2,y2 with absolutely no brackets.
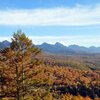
0,31,100,100
0,31,42,100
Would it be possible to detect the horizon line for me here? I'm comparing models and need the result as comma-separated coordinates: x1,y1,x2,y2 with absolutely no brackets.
0,39,100,48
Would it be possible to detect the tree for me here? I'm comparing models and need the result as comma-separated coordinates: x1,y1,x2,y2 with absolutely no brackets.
0,30,42,100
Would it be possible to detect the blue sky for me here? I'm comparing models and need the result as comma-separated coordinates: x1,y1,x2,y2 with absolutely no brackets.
0,0,100,46
0,0,100,9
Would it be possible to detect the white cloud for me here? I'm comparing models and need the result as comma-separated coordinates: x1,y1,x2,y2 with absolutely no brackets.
29,35,100,47
0,37,11,42
0,4,100,26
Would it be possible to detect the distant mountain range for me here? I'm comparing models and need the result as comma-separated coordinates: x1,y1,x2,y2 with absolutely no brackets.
37,42,75,55
0,40,100,54
37,42,100,54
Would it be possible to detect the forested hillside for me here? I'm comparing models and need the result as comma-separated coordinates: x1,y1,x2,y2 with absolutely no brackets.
0,32,100,100
41,54,100,70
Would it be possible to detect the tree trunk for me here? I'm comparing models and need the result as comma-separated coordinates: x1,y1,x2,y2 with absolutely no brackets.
15,64,20,100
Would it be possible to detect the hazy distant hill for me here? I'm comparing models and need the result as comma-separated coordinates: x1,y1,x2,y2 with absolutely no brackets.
1,40,100,54
37,42,100,54
37,42,75,55
68,45,100,53
0,40,10,49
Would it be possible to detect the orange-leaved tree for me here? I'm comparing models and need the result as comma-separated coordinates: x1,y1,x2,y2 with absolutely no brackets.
0,30,42,100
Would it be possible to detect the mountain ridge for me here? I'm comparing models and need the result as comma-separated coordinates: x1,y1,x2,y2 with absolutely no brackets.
1,40,100,54
37,42,100,54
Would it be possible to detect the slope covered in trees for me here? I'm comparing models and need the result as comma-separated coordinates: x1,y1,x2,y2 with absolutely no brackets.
0,65,99,100
40,53,100,70
0,31,100,100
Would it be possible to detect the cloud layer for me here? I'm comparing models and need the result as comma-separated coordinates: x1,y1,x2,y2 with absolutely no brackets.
29,35,100,47
0,4,100,26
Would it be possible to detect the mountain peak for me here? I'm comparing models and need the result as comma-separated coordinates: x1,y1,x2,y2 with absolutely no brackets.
0,40,10,49
2,40,10,44
55,42,62,45
42,42,53,46
55,42,65,46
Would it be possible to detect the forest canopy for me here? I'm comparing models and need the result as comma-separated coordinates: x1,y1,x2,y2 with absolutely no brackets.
0,31,100,100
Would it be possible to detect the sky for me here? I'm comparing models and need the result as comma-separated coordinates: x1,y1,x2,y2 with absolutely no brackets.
0,0,100,47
